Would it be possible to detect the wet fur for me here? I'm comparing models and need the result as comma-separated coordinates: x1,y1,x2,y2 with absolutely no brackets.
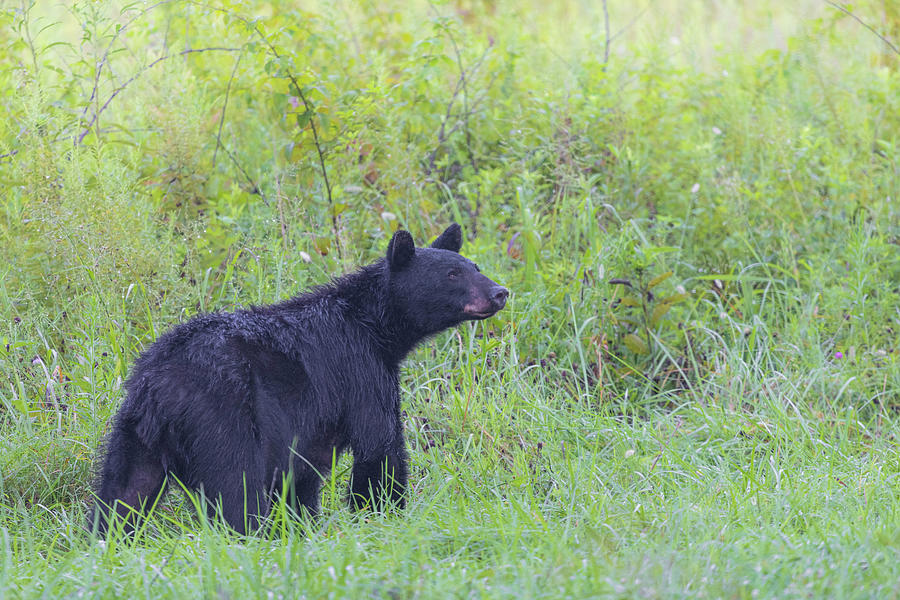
89,224,507,534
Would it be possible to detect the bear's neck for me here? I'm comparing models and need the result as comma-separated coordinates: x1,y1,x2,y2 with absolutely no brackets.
328,262,424,368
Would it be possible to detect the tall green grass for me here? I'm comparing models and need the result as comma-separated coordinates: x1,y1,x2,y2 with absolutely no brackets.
1,0,899,597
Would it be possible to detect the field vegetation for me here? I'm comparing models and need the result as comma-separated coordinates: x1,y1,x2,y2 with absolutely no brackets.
1,0,899,597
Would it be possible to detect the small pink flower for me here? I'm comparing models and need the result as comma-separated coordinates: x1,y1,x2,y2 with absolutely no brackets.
834,351,843,359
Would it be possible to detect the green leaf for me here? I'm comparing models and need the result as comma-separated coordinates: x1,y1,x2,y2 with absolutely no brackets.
649,303,671,327
295,109,313,128
647,271,673,289
624,334,649,354
659,292,690,305
313,237,332,255
620,295,641,307
641,246,679,262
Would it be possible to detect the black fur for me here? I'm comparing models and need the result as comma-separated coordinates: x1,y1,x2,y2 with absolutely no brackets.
90,224,508,534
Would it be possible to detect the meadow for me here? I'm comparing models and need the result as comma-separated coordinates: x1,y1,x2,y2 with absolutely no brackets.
1,0,899,597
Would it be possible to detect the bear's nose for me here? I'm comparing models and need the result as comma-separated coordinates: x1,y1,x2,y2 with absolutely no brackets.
491,286,509,308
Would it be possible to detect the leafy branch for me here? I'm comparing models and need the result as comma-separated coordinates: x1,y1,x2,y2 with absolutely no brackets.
10,1,345,255
183,2,343,260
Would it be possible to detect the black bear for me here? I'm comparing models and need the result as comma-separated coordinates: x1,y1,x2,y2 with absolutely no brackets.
90,224,507,534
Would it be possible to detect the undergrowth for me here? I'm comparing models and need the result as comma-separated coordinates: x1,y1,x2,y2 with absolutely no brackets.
1,0,899,597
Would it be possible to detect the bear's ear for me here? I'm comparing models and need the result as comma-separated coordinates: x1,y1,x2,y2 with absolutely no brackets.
387,229,415,271
430,223,462,253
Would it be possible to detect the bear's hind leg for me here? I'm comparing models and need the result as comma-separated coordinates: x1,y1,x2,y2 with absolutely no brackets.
199,471,268,534
289,470,324,518
91,424,167,536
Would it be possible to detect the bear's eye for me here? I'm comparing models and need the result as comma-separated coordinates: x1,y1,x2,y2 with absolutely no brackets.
448,268,461,280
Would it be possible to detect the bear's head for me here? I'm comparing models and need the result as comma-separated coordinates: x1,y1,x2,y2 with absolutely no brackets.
385,223,508,336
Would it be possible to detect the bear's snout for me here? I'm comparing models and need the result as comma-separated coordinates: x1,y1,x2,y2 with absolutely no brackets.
463,283,508,319
490,286,509,309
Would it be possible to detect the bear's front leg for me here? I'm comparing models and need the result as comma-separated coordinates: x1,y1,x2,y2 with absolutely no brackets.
348,401,408,511
349,443,408,511
347,376,408,511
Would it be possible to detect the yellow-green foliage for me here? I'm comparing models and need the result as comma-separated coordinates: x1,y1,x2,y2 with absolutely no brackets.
0,1,899,596
1,0,897,377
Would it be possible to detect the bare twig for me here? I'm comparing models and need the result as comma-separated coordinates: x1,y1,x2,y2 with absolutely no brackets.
75,46,242,146
435,12,479,172
427,73,466,174
275,175,289,251
221,144,268,205
602,0,611,65
433,70,499,151
425,40,492,175
20,3,41,81
79,1,176,129
825,1,900,56
610,2,652,44
212,46,246,168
